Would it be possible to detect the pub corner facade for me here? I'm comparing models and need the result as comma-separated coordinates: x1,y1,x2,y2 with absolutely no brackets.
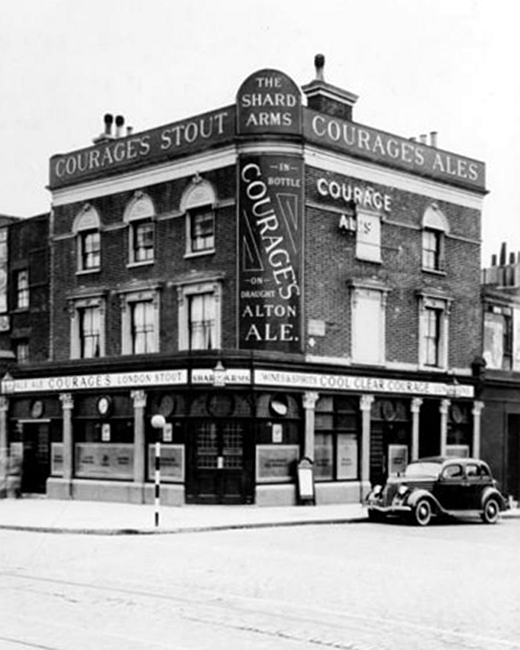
0,57,487,505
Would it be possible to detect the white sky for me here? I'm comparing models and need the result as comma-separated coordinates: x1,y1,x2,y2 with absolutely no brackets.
1,0,518,265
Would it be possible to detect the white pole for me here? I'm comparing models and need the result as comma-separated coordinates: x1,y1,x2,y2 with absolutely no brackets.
151,415,166,528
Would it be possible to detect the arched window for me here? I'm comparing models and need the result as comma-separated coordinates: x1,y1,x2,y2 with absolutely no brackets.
73,204,101,272
124,192,156,265
181,177,217,256
422,204,449,272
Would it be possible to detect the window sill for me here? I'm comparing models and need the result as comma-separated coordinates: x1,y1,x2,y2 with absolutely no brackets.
184,249,216,260
422,267,447,277
76,268,101,276
127,260,155,269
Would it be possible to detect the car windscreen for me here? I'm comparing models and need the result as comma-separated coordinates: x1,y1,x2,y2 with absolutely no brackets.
404,462,442,478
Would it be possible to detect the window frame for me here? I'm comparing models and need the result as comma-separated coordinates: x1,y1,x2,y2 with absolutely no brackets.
15,269,29,310
181,177,217,258
177,280,222,351
418,294,451,370
74,204,102,274
70,296,106,360
120,289,160,355
421,204,448,274
124,192,156,267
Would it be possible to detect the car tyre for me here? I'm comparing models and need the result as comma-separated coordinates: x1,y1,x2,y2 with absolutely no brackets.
367,509,385,523
412,498,432,526
481,498,500,524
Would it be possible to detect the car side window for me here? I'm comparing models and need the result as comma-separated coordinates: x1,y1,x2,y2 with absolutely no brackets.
465,463,480,479
442,464,463,480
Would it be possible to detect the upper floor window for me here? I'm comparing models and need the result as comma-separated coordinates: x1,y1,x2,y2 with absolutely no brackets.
350,281,389,365
181,176,217,257
124,192,156,265
120,288,160,355
177,279,222,351
483,305,514,370
70,296,105,359
74,204,101,273
418,294,451,369
422,204,448,272
15,269,29,310
15,340,30,364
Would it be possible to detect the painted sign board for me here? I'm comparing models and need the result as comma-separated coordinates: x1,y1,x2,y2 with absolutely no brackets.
49,106,235,189
236,69,302,136
75,443,134,480
238,154,304,352
304,109,485,191
147,444,184,482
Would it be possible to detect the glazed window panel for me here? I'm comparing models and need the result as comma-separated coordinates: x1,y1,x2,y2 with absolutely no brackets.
15,341,29,364
16,269,29,309
79,306,101,358
189,208,215,253
189,293,216,350
422,229,443,271
79,230,100,270
314,432,334,480
131,220,155,263
130,300,155,354
423,307,441,366
336,434,358,479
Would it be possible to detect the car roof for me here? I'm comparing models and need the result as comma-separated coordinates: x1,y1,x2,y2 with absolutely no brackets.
411,457,488,466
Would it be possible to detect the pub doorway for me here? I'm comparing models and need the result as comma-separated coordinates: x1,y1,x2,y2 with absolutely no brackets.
186,419,254,504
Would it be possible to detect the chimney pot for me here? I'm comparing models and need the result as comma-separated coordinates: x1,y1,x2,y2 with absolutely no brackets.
115,115,125,138
314,53,325,80
103,113,114,136
419,134,427,144
430,131,438,148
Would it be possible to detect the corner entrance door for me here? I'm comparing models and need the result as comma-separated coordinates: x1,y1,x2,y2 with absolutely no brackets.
187,420,250,504
21,422,50,494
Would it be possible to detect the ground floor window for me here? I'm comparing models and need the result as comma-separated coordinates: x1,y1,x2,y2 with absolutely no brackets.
314,396,359,481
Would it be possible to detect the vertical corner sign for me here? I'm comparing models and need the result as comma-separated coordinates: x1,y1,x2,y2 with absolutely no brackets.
237,70,304,353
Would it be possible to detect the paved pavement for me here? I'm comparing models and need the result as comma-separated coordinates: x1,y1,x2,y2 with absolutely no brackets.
0,496,518,534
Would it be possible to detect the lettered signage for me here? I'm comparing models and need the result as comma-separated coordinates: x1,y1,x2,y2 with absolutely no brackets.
236,69,302,136
238,155,303,352
305,110,485,190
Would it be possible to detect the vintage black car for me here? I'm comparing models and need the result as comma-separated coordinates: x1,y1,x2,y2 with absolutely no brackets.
366,457,508,526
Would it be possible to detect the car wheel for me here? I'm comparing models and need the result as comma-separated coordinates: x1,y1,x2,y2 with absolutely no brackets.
481,498,500,524
413,498,432,526
367,509,385,523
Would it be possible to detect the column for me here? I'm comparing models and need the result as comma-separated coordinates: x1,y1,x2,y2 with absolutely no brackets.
59,393,74,484
439,399,450,456
410,398,423,461
472,401,484,459
302,391,319,461
360,394,374,493
131,390,147,483
0,396,8,491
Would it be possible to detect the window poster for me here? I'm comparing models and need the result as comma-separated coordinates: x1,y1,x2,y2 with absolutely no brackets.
337,434,358,479
483,313,504,369
388,444,408,477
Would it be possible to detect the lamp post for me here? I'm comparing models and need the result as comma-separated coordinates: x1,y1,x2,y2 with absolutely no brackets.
150,414,166,528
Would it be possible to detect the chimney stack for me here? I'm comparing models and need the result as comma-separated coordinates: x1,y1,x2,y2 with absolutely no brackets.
115,115,125,138
302,53,358,122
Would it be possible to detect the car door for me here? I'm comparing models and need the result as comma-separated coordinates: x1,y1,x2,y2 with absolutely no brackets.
435,462,466,510
463,462,485,509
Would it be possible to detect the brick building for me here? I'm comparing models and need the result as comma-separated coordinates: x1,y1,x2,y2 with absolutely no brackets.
0,57,487,505
480,243,520,500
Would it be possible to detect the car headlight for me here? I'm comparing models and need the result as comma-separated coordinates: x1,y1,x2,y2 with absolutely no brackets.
397,485,409,497
372,485,383,496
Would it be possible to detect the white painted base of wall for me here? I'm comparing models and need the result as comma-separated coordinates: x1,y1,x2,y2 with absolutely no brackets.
46,478,184,506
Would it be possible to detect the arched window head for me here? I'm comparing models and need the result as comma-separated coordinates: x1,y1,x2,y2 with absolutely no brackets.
181,176,217,256
422,204,448,272
124,192,156,265
422,203,449,234
74,204,101,272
